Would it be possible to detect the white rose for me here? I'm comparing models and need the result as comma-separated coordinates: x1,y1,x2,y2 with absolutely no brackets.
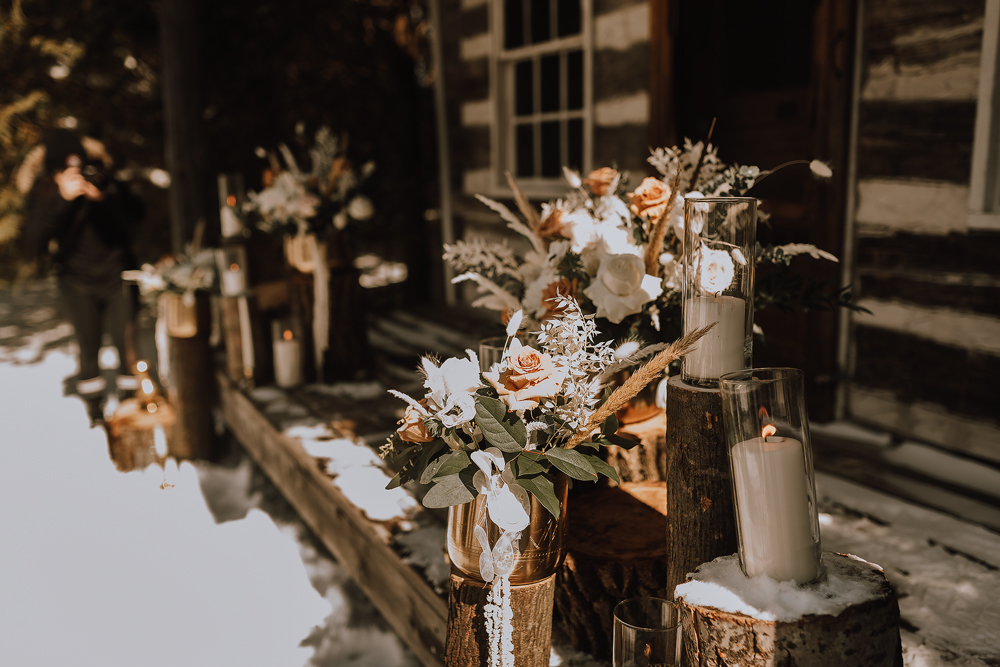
347,195,374,221
698,247,736,293
583,253,663,324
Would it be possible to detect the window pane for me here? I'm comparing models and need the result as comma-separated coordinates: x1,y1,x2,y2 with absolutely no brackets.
515,60,533,117
504,0,525,49
557,0,581,37
541,120,560,177
530,0,551,44
516,123,535,177
567,49,583,110
540,54,560,113
567,118,583,171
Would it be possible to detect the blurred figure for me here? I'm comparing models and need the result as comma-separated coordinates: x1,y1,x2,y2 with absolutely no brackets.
24,129,145,425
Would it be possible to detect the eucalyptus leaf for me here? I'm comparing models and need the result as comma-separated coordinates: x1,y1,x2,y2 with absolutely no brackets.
517,474,561,518
599,433,641,450
601,414,619,435
432,449,473,480
385,468,406,490
422,473,476,508
546,447,597,481
580,453,621,485
576,441,600,452
512,453,545,478
415,440,445,484
474,395,527,453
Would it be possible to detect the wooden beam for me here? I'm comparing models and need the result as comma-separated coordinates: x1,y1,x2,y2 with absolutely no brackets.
216,370,447,667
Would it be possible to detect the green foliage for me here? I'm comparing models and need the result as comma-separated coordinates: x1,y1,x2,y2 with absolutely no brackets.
474,395,527,453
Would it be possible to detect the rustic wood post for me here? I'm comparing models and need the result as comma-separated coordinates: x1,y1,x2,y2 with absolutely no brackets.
445,571,556,667
555,481,668,660
167,292,216,460
665,375,738,597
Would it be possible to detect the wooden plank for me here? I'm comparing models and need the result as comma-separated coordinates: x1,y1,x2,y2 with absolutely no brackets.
216,370,448,667
857,230,1000,275
857,101,977,183
858,271,1000,317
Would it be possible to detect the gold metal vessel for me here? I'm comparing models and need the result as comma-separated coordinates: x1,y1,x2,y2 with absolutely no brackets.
447,474,569,585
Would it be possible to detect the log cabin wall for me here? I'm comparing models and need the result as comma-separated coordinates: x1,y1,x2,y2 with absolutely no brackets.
847,0,1000,464
442,0,653,253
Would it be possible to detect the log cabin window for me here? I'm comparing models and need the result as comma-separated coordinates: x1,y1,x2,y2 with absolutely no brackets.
494,0,592,193
969,0,1000,230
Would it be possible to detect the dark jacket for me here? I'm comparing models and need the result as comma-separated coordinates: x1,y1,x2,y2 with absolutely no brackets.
25,180,144,288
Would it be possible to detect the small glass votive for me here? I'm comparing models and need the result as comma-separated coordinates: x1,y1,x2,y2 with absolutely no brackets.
613,597,681,667
681,197,757,388
719,368,823,584
216,245,249,297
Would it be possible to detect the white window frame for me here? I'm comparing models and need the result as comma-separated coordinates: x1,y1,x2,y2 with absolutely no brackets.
968,0,1000,230
486,0,593,200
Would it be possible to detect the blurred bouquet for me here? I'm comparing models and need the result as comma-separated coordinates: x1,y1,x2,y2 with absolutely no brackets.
243,125,375,239
445,141,845,345
122,248,217,306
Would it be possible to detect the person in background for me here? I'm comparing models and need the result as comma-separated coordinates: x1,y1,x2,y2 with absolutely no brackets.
24,129,145,426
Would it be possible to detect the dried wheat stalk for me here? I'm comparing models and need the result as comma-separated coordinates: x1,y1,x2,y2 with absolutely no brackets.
643,166,682,276
505,171,542,230
564,322,717,449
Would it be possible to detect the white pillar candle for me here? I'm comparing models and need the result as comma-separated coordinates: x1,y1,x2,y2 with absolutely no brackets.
221,263,247,296
731,435,820,584
684,295,746,380
273,331,302,388
220,205,243,238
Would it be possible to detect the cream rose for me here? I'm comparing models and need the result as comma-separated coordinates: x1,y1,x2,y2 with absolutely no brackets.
583,167,618,196
583,253,664,324
536,209,569,241
397,399,434,443
627,177,671,220
485,346,564,412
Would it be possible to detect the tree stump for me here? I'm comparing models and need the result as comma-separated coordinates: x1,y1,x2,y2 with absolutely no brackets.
446,570,555,667
555,482,667,659
607,412,666,482
106,399,175,472
167,293,216,460
675,553,903,667
665,375,737,597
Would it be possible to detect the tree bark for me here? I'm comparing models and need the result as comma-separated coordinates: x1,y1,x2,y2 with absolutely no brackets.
665,376,738,598
158,0,207,254
446,571,555,667
555,482,668,660
677,553,903,667
607,412,666,483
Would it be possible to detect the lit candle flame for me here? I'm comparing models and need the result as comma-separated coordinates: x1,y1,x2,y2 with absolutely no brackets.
283,329,293,341
226,195,236,207
762,424,777,439
229,263,239,272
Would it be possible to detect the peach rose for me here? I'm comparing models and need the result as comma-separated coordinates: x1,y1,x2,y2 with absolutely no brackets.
627,177,671,220
536,209,569,241
540,277,578,320
583,167,618,196
485,346,564,412
397,399,434,443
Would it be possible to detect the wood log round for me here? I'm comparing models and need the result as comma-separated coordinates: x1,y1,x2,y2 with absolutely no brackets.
665,375,738,597
676,553,903,667
106,399,175,472
555,482,667,659
167,293,217,460
324,265,370,381
446,570,555,667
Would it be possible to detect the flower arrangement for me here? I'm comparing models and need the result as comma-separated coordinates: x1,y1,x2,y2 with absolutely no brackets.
122,248,217,305
243,125,375,239
380,298,712,516
444,140,850,346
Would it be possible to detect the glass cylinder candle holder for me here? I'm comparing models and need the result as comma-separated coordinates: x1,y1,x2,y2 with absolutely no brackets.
218,172,246,239
478,333,539,373
612,597,682,667
216,245,249,297
719,368,823,585
681,197,757,388
271,318,303,388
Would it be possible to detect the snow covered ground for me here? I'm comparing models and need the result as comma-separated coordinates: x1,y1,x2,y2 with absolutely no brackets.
0,281,419,667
